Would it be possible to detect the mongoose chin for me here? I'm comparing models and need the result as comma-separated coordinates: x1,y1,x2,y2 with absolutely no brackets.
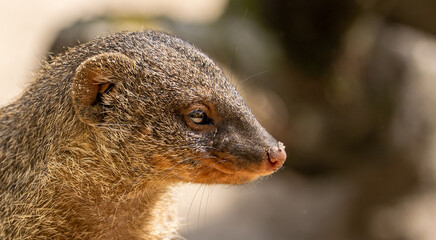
0,30,286,239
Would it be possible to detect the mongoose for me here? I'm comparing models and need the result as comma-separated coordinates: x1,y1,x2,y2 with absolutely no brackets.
0,30,286,239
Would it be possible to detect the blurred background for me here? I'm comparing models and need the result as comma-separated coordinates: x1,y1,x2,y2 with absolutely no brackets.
2,0,436,239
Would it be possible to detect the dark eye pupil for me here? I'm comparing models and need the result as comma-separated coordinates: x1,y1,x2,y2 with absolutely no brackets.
188,110,212,125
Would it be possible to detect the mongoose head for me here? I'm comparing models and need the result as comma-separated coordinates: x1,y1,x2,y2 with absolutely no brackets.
71,31,286,185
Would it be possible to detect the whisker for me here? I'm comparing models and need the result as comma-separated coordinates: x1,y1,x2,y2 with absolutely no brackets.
204,177,218,225
198,184,207,230
229,8,249,88
164,155,218,173
239,70,270,89
169,145,220,152
192,159,228,181
186,184,203,234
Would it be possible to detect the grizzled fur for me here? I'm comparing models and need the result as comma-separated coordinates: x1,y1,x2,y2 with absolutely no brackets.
0,31,283,239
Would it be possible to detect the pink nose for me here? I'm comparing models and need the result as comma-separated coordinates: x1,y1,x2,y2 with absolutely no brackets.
266,142,287,172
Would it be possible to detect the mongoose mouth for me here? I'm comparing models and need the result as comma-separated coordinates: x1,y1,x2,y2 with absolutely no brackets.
191,143,287,185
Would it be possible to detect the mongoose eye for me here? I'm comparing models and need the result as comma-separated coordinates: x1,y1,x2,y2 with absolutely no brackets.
188,110,213,125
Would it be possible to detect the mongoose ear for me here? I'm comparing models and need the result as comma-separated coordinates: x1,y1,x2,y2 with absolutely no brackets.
72,52,135,125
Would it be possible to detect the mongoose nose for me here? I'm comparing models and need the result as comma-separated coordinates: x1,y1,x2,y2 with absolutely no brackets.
265,142,287,172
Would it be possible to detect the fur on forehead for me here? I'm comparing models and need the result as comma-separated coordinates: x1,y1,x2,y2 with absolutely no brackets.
91,31,243,112
120,32,231,86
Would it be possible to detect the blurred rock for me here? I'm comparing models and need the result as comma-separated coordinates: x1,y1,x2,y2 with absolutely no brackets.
361,0,436,36
365,24,436,240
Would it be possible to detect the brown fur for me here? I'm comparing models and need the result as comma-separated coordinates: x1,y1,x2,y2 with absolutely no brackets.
0,30,285,239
